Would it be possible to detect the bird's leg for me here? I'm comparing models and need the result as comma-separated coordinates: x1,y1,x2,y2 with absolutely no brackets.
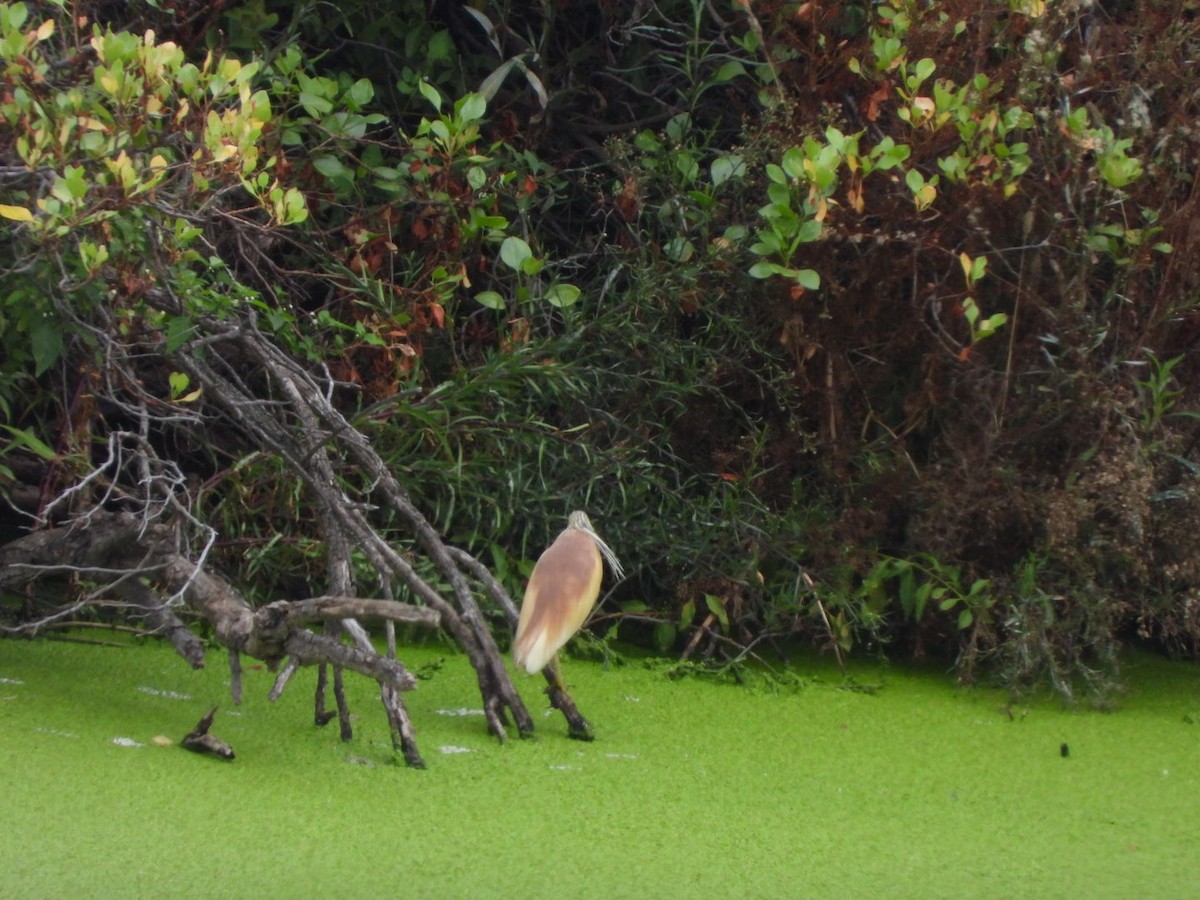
543,656,594,741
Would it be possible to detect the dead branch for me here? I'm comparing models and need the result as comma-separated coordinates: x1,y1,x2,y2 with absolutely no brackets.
1,282,563,764
0,514,424,705
266,596,440,629
112,578,206,669
167,311,538,742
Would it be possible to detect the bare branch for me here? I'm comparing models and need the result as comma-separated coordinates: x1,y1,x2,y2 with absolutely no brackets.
277,596,440,629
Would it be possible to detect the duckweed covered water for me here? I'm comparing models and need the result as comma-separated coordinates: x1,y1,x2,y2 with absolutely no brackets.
1,634,1198,897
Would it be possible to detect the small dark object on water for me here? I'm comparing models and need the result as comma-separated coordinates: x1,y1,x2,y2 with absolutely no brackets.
1060,742,1069,758
181,706,235,760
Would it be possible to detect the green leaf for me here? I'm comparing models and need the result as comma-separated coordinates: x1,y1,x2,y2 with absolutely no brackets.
749,232,783,257
31,317,63,375
664,237,695,263
711,60,747,84
793,268,821,290
898,566,915,615
474,291,506,310
653,622,677,652
6,4,29,30
674,153,699,184
710,155,745,187
0,426,56,460
957,608,974,630
426,29,454,62
298,91,333,117
665,113,690,144
796,220,823,243
544,283,581,307
417,79,442,112
348,78,374,107
50,177,74,204
765,181,794,209
634,130,662,153
466,165,487,191
748,261,783,279
240,89,270,124
520,256,545,276
63,165,89,200
312,155,348,179
781,147,805,180
499,235,533,271
279,187,308,225
977,313,1008,339
962,297,980,327
914,580,932,620
873,138,911,170
704,594,729,631
473,213,508,230
824,126,847,152
165,316,192,353
458,92,487,123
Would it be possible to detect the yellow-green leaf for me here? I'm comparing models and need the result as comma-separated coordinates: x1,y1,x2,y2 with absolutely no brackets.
0,204,33,222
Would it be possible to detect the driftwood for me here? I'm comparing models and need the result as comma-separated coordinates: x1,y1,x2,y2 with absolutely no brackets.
170,315,536,745
0,512,429,753
0,281,598,763
181,706,235,760
0,507,506,767
0,513,430,686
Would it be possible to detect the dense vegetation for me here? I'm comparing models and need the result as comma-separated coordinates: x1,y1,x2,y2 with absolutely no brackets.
4,0,1200,705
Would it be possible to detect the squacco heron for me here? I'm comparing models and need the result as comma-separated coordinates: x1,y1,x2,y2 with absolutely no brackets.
513,511,624,678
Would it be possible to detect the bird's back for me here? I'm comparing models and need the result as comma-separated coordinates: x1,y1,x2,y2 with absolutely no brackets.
513,528,602,674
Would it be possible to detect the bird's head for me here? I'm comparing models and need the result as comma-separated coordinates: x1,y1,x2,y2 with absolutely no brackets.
566,510,624,582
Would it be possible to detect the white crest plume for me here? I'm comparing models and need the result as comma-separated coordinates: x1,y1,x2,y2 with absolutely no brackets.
567,510,624,582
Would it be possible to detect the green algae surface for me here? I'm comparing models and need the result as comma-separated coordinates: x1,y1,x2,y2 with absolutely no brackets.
2,634,1198,898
